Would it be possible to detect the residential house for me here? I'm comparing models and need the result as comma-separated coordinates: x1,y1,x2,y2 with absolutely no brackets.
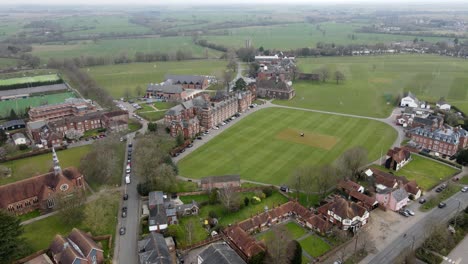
27,120,63,148
254,55,280,65
101,110,129,132
337,179,365,194
12,132,27,145
197,243,246,264
410,115,444,129
436,98,451,110
165,75,209,90
317,196,369,232
400,92,420,108
370,168,421,200
24,254,54,264
408,125,468,156
0,149,85,215
385,147,411,171
146,82,188,102
376,187,409,211
28,98,97,122
200,175,241,191
138,232,172,264
256,79,295,100
224,226,266,261
348,191,379,211
0,119,25,130
50,228,104,264
175,200,199,216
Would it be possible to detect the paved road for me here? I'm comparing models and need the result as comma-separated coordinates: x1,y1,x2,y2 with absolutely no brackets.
113,102,147,264
444,234,468,264
363,191,468,264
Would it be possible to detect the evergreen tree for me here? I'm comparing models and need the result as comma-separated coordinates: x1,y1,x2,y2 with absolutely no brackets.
9,109,18,120
234,78,247,91
0,211,24,263
288,240,302,264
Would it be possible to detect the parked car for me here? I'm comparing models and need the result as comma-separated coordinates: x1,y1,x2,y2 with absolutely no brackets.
435,187,443,193
438,202,447,208
187,144,193,148
123,194,128,200
197,136,203,140
119,227,126,235
461,186,468,193
280,185,289,192
440,183,447,189
399,210,410,217
449,155,457,160
442,154,447,159
419,198,426,204
405,209,415,216
121,211,127,218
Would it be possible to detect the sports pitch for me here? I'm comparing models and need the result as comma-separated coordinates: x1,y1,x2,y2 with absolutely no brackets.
0,74,60,86
178,107,397,185
274,54,468,117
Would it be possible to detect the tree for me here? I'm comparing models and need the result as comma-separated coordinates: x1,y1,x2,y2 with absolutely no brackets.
288,240,302,264
454,38,459,45
264,225,292,264
56,191,86,226
227,59,237,72
222,70,234,92
136,85,143,97
9,109,18,120
456,149,468,165
65,129,84,141
0,130,7,146
84,191,115,235
244,196,250,206
218,186,240,212
0,210,24,263
290,64,298,81
317,67,329,82
233,78,247,91
248,62,260,78
176,132,185,146
148,122,158,132
334,70,346,84
124,88,131,100
236,47,256,62
292,166,316,207
444,111,459,126
316,164,338,198
336,146,368,179
185,219,194,245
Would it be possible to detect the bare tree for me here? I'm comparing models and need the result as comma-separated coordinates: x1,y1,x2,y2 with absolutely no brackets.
336,147,368,180
227,59,237,72
317,67,330,82
264,225,292,264
222,70,234,91
334,70,346,84
136,85,143,97
316,164,339,198
293,166,316,207
56,191,86,226
124,88,131,100
185,219,194,245
84,191,116,235
218,185,239,212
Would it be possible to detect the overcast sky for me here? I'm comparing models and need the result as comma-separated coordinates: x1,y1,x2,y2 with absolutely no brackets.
0,0,462,5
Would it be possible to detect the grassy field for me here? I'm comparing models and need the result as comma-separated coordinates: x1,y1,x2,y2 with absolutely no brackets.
299,234,332,257
204,22,454,49
31,36,222,61
0,58,19,69
274,55,468,117
137,110,166,121
372,155,459,190
173,191,288,247
153,101,177,110
178,107,396,185
88,60,226,98
0,145,92,186
0,91,75,117
257,221,308,242
0,74,60,86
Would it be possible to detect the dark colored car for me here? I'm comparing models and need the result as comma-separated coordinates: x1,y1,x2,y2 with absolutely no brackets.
449,155,457,160
442,154,447,159
419,198,426,204
197,136,203,140
438,202,447,208
280,185,289,192
119,227,126,235
180,148,185,153
123,194,128,200
435,188,443,193
399,210,410,217
122,206,127,212
128,143,133,148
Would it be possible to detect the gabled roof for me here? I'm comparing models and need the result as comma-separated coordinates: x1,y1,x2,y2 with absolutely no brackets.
225,226,265,258
317,197,367,220
198,243,246,264
147,83,184,94
138,233,172,264
256,79,293,91
68,228,103,257
306,215,331,232
370,168,406,188
337,180,363,193
200,175,241,184
349,190,378,209
391,188,409,202
165,74,207,85
403,91,417,100
12,133,26,140
386,147,410,163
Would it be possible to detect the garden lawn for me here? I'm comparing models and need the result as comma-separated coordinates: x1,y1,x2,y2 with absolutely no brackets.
137,110,166,122
173,191,288,247
0,145,92,186
274,55,468,117
153,101,177,110
87,60,226,98
372,154,459,190
179,107,396,185
257,221,308,241
299,234,331,258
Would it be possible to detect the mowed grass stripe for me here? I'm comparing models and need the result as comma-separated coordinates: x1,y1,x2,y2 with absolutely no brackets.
178,108,397,185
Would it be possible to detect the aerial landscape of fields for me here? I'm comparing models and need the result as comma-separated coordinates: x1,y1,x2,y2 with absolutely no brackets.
0,2,468,264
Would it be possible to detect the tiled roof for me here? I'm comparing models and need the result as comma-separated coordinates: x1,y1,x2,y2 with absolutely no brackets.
198,243,246,264
138,232,171,264
317,197,367,220
225,226,265,258
338,180,363,193
165,74,207,85
392,188,409,202
409,126,468,145
68,228,103,258
147,83,184,94
256,79,293,91
386,147,410,163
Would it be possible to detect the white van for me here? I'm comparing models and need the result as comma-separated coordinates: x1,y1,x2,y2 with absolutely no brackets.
125,175,131,184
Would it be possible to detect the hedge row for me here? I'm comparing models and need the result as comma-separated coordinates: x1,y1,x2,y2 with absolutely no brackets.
0,79,63,91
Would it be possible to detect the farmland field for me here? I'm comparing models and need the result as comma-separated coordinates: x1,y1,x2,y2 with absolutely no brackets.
178,107,397,185
88,60,226,98
204,22,454,49
0,58,19,69
31,36,222,61
0,91,75,118
274,55,468,117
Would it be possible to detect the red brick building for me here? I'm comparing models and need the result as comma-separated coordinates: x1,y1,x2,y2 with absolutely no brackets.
408,126,468,156
256,79,295,100
50,228,104,264
385,147,411,171
146,83,188,102
29,98,97,122
0,149,85,215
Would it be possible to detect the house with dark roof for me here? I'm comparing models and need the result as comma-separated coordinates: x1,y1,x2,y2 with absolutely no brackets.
200,175,241,191
256,79,295,100
0,148,85,215
436,98,451,110
410,115,444,130
146,82,188,102
138,232,172,264
337,179,364,194
197,243,246,264
385,147,411,171
317,196,369,232
376,187,409,211
0,119,25,130
400,91,420,108
50,228,104,264
370,168,421,198
165,74,209,90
